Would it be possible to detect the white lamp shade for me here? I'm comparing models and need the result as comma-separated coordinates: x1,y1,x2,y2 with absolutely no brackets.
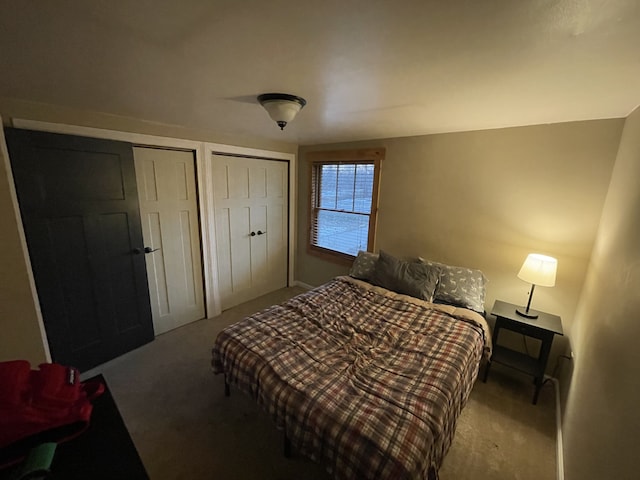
517,253,557,287
261,99,303,124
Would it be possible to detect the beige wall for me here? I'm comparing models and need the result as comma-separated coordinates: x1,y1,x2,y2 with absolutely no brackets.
297,119,624,366
562,106,640,479
0,98,297,365
0,134,48,364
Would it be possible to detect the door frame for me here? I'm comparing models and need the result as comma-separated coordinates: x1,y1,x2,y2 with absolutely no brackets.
205,144,296,290
5,118,296,363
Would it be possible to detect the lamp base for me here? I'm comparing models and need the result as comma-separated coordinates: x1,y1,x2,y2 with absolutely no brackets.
516,308,539,319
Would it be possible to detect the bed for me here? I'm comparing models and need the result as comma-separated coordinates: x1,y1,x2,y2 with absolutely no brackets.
212,252,491,480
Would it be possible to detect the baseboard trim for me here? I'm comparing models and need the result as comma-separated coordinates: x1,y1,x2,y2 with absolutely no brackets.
546,376,565,480
292,280,315,290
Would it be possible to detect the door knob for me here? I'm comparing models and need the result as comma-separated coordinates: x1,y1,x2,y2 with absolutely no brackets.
132,248,142,255
250,231,256,237
144,247,160,254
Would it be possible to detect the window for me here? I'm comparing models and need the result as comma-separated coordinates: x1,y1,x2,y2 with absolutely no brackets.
308,149,383,263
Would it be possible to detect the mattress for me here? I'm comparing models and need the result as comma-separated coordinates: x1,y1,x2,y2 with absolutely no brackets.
212,276,491,479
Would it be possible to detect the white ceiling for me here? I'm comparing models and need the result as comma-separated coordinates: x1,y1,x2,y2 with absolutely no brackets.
1,0,639,145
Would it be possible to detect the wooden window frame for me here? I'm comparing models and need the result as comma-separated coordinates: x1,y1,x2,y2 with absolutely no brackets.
307,148,384,265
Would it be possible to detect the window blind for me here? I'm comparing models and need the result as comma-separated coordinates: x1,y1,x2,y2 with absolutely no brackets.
311,162,375,256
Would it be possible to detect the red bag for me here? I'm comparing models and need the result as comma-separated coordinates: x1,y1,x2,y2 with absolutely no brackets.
0,360,104,468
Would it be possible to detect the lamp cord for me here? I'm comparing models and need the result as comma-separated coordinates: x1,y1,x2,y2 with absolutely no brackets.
522,334,530,356
541,353,573,389
521,335,572,389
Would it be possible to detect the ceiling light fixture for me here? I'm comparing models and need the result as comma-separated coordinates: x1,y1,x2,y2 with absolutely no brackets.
257,93,307,130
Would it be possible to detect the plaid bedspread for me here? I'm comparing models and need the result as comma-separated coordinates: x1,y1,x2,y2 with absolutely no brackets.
212,276,490,480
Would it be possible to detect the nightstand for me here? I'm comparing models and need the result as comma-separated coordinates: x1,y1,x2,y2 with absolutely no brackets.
483,299,563,404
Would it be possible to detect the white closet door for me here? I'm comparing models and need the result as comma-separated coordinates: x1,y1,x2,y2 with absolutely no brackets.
212,154,288,310
134,147,205,334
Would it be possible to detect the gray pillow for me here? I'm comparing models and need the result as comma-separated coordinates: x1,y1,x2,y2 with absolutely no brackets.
349,251,379,280
371,250,440,301
420,258,487,313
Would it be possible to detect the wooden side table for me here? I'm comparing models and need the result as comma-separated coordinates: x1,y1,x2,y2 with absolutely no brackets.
483,300,563,404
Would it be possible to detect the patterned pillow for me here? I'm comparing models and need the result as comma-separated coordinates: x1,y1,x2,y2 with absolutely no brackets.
371,250,440,302
349,251,379,280
420,258,487,313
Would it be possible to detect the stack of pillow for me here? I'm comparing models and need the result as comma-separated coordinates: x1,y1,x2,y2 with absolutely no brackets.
349,250,487,314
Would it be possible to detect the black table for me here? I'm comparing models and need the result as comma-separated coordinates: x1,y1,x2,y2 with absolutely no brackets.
1,375,148,480
483,300,564,404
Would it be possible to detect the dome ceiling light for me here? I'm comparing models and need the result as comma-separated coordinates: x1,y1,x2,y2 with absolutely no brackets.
257,93,307,130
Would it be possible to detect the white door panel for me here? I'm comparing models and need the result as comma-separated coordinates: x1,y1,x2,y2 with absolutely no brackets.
267,203,288,285
214,207,232,301
230,206,252,293
134,147,205,334
145,211,170,316
212,154,288,309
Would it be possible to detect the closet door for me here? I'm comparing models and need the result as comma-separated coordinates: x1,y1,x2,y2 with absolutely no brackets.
134,147,205,335
6,128,154,372
212,154,288,310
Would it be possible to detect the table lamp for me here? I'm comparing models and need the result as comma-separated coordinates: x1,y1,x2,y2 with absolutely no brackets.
516,253,557,319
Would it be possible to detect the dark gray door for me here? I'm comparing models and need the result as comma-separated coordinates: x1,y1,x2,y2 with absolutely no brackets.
5,128,154,372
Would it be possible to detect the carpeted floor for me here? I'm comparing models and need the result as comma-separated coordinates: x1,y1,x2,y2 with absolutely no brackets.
83,286,557,480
